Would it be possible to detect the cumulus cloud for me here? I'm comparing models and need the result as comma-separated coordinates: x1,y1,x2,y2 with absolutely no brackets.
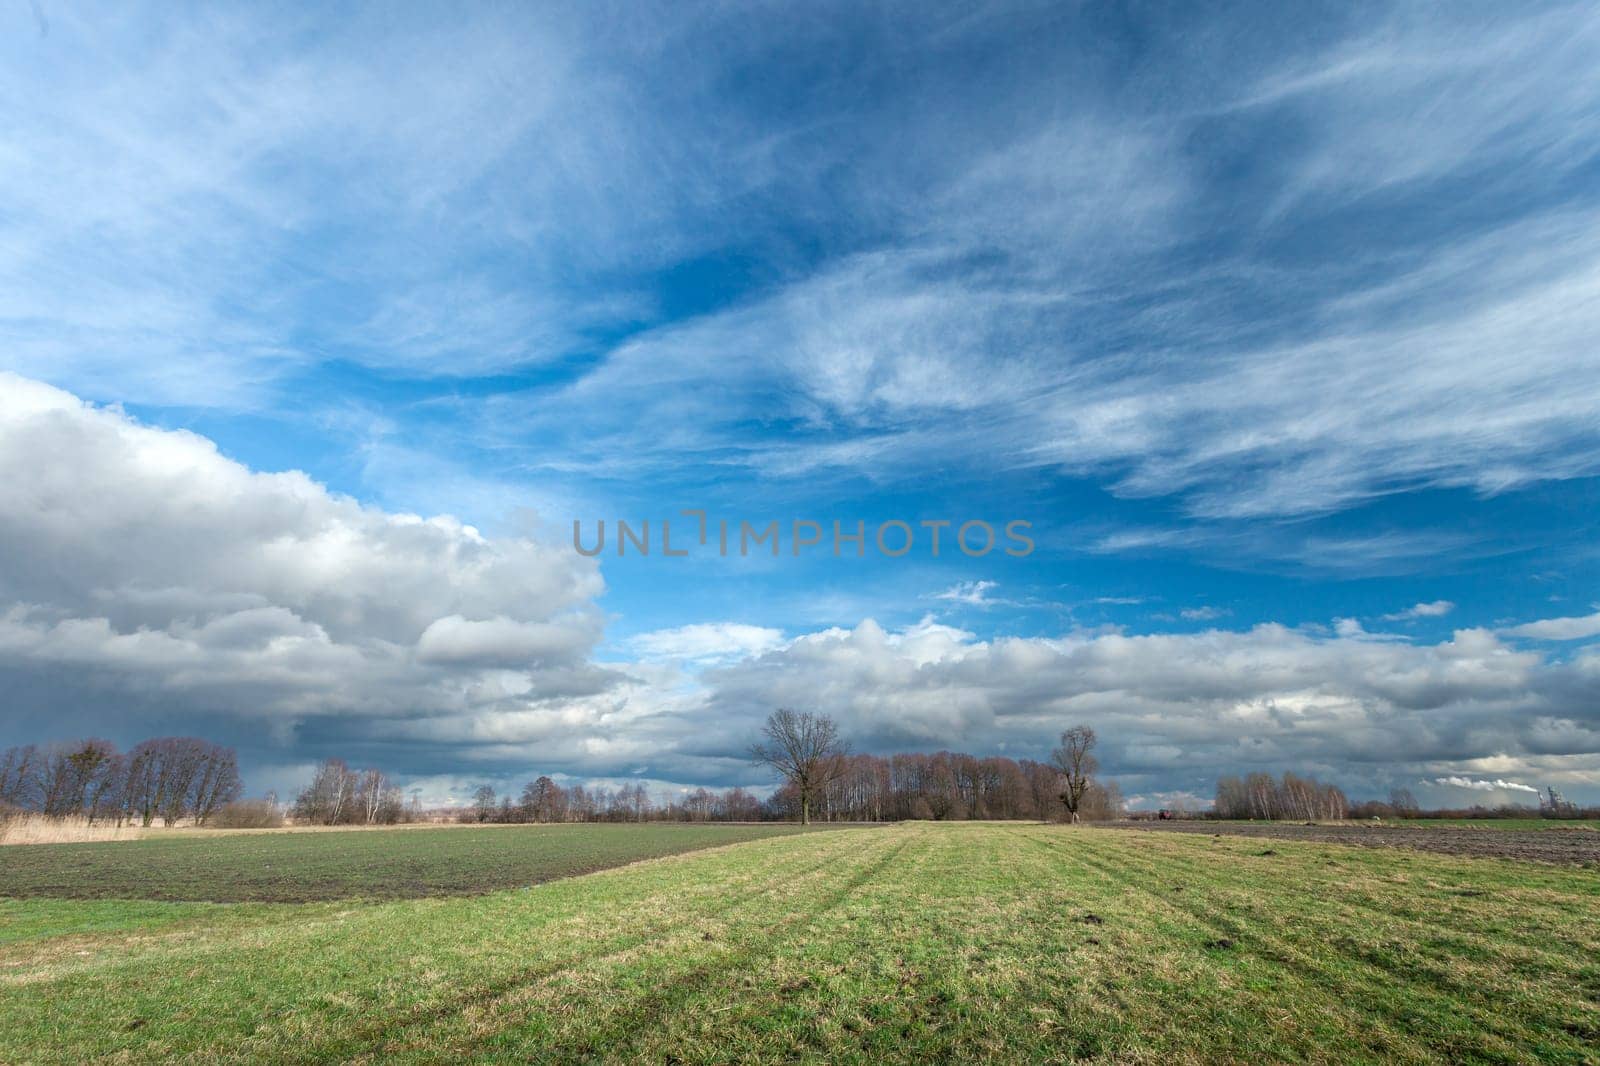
0,372,610,750
3,374,1598,805
416,615,600,667
696,616,1599,802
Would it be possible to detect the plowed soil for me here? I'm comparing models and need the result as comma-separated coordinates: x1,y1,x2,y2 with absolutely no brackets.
1116,820,1600,866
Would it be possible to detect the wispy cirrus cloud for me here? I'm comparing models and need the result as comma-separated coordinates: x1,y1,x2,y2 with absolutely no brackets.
934,581,1002,608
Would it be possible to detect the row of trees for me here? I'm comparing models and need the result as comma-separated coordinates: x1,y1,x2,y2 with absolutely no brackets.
293,759,410,825
749,711,1114,824
457,716,1117,826
461,778,769,824
0,737,240,826
1213,771,1350,821
460,763,1125,827
459,714,1116,825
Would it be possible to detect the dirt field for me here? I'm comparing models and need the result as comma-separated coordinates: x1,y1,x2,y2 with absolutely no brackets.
1117,820,1600,866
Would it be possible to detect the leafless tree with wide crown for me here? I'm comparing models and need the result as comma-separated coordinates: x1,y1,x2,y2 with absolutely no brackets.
750,709,850,826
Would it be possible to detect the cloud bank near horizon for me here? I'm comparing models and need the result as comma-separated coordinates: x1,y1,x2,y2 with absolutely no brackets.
2,374,1596,806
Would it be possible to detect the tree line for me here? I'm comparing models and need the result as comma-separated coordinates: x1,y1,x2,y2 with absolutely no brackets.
1212,771,1350,821
462,713,1122,825
457,777,768,824
455,759,1124,826
0,737,240,826
2,719,1118,832
747,711,1116,824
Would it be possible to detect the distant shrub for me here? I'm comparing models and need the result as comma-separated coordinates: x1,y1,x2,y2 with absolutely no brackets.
211,800,284,829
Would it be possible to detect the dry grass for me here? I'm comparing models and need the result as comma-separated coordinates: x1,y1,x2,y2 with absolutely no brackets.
0,814,146,846
2,814,594,846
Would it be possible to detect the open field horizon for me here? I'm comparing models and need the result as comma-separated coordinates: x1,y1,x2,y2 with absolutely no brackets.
3,821,1597,1064
4,4,1600,1061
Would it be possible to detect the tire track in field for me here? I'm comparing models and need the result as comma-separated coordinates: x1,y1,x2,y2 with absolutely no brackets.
1059,834,1522,1059
1086,829,1595,968
1049,831,1590,1064
1008,828,1447,1063
1108,828,1600,957
175,833,872,1065
1080,830,1597,997
551,831,919,1063
334,830,908,1064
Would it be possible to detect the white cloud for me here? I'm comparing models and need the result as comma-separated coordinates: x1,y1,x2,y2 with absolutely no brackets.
7,5,1598,532
1431,777,1539,794
417,615,599,668
0,5,820,404
934,580,1001,607
1180,606,1228,621
484,11,1600,527
2,379,1597,802
1384,601,1456,621
0,373,608,733
1238,6,1600,208
699,616,1600,799
628,623,786,665
1503,611,1600,641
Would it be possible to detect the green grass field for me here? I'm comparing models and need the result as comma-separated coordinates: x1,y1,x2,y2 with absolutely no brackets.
2,822,1597,1064
0,823,831,902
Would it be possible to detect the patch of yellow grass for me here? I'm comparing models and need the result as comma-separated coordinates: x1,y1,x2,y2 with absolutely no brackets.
0,815,146,846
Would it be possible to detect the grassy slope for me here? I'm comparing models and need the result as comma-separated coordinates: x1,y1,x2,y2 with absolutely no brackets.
0,823,832,902
2,823,1597,1064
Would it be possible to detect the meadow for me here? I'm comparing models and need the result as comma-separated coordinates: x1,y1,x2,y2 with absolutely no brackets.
2,822,1597,1064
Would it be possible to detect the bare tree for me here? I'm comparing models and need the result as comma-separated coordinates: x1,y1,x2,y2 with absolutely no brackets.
294,759,357,825
188,743,241,825
0,745,42,810
472,785,497,823
1214,771,1349,821
1077,779,1124,822
521,776,563,822
750,708,849,825
1051,725,1097,824
360,769,387,824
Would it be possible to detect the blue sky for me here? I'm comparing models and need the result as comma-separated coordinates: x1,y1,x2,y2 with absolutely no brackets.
1,2,1598,808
